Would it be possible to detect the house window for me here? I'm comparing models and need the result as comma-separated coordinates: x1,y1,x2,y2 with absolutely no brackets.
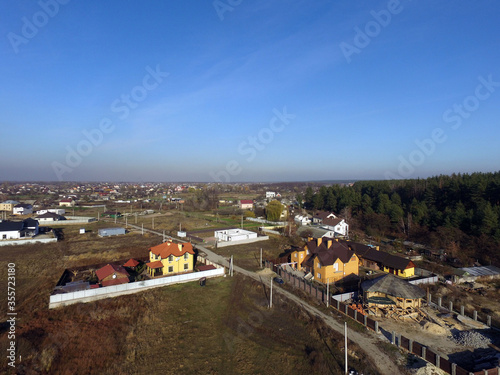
317,263,321,269
184,263,189,270
334,263,339,272
294,253,297,258
317,273,321,279
168,266,173,273
300,254,303,258
168,255,173,262
184,253,189,260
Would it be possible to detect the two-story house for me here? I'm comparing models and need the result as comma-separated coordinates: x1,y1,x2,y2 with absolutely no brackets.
292,237,359,283
146,240,195,277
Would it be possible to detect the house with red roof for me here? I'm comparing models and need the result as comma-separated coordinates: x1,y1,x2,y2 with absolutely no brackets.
239,199,254,210
146,240,195,277
59,198,75,207
96,264,130,287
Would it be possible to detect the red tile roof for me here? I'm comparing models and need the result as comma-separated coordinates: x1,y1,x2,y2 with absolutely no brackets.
146,261,164,269
240,200,253,204
95,264,129,281
149,241,194,258
123,258,139,267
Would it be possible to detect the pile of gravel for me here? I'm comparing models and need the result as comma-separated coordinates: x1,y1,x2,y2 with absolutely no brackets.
452,330,492,348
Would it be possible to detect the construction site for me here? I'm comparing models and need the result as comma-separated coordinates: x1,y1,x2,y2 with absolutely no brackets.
346,274,500,374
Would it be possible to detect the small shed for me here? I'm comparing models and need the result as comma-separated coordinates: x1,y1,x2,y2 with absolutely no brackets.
98,227,126,237
123,258,140,269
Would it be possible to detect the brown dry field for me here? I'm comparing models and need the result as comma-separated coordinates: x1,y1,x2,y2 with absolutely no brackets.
0,223,380,375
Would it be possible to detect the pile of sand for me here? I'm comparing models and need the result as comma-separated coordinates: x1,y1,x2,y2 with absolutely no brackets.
422,322,448,336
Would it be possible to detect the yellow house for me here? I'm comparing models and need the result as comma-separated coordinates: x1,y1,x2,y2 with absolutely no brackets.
301,238,359,283
290,247,308,270
341,240,415,279
146,240,195,277
0,201,19,212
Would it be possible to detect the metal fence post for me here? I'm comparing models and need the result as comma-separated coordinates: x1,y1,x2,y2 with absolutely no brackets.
461,305,465,316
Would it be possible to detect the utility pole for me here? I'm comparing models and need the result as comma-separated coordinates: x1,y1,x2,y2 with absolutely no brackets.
345,322,348,375
135,213,137,224
163,230,165,242
269,278,273,308
125,216,128,228
260,248,263,269
141,223,144,235
97,212,100,221
152,217,154,230
114,214,117,224
327,279,330,308
241,215,243,228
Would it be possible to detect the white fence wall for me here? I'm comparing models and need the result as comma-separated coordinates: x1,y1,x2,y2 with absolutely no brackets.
49,268,225,308
246,217,286,226
0,237,58,247
332,291,358,302
216,236,269,248
409,275,438,285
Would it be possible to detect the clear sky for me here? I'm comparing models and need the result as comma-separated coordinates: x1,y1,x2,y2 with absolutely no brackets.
1,0,499,182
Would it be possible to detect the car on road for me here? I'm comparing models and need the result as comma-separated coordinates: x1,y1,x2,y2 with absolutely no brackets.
273,277,284,284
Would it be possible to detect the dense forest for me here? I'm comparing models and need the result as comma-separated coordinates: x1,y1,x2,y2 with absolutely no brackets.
300,172,500,267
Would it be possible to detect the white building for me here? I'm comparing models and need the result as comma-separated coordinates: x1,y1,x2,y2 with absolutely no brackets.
0,219,39,240
321,217,349,237
294,214,311,226
36,212,66,222
36,208,66,215
59,198,75,207
13,204,33,215
214,229,258,242
266,191,276,199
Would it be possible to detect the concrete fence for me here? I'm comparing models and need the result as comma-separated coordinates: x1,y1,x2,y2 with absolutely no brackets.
246,217,287,225
216,235,269,248
409,275,439,285
0,237,58,247
49,268,225,308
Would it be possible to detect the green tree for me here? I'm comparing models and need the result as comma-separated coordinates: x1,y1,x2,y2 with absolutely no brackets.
266,200,284,222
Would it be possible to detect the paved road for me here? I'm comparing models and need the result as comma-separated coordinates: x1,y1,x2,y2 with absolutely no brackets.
120,223,399,374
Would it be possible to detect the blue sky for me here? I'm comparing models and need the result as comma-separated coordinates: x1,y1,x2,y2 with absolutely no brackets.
1,0,499,182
